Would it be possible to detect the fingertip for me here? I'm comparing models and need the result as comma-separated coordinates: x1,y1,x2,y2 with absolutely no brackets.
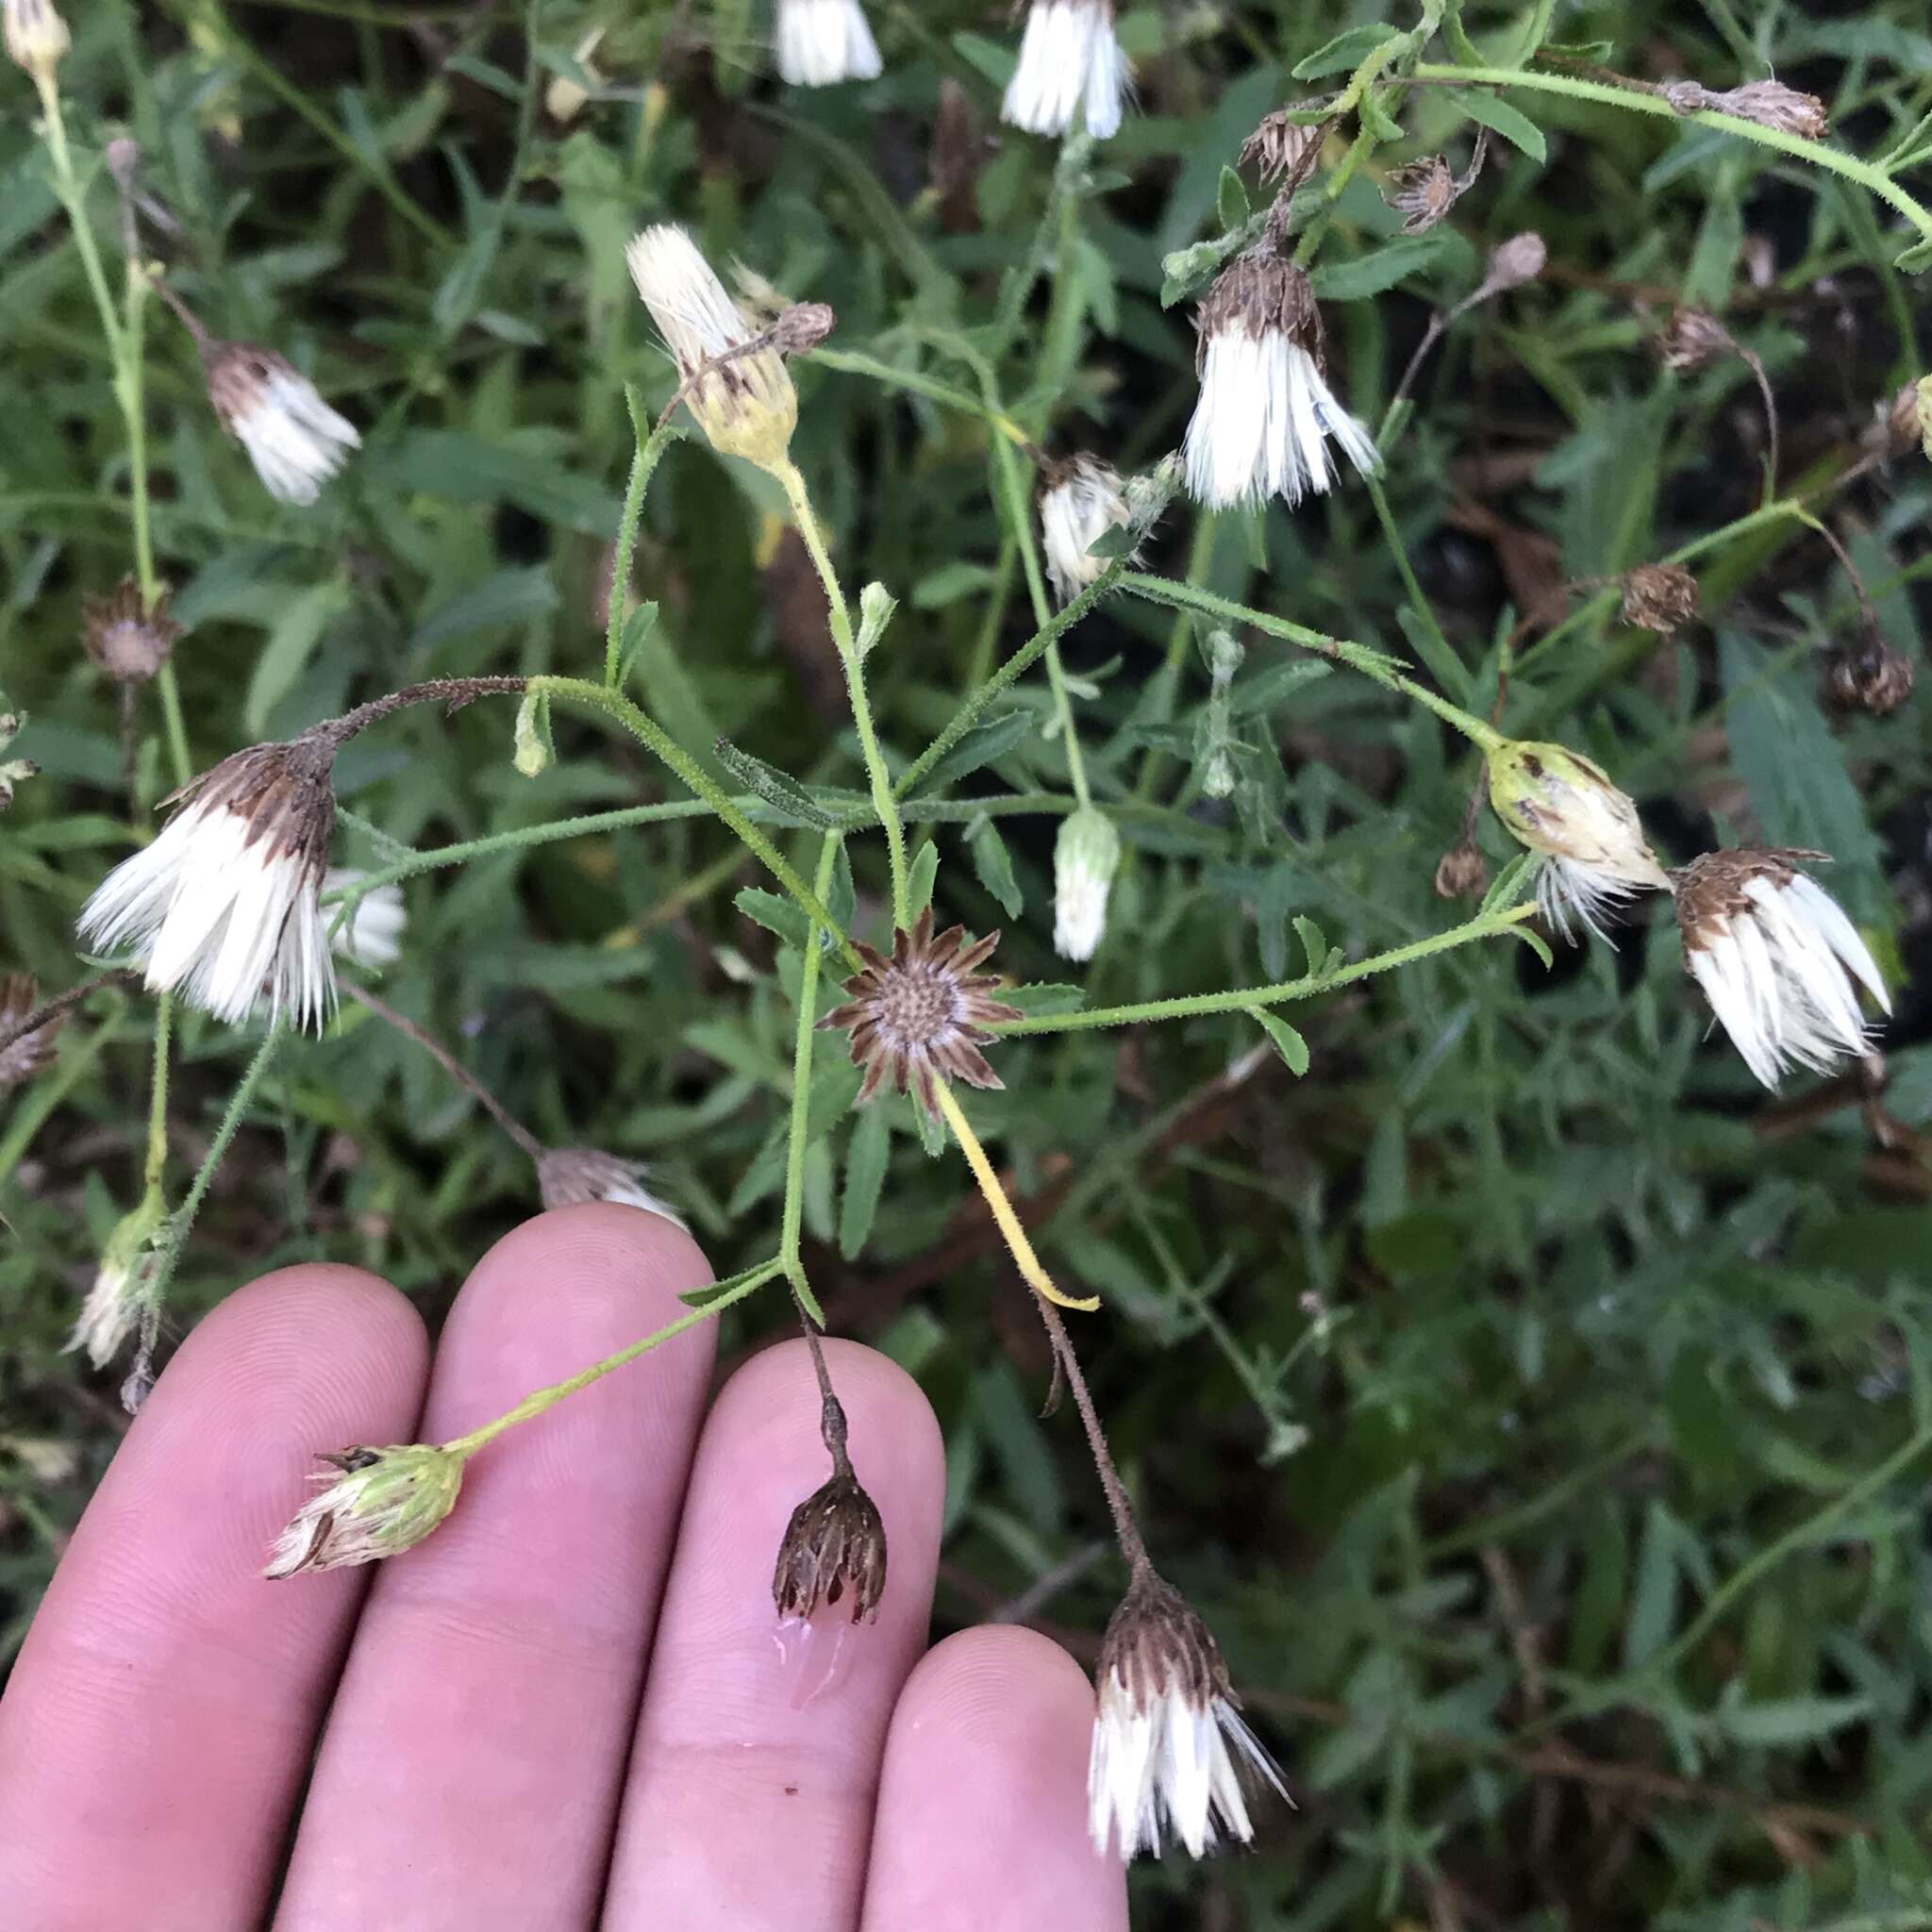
898,1624,1097,1740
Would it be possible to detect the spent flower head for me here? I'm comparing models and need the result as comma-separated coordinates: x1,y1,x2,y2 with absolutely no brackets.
1383,153,1461,235
627,225,800,473
1824,627,1914,718
1089,1568,1287,1860
5,0,68,79
1482,230,1548,293
1002,0,1130,141
1620,562,1699,635
265,1442,466,1577
1663,78,1828,141
774,0,881,88
77,733,344,1030
1054,808,1121,962
537,1145,686,1227
67,1187,171,1372
1238,109,1325,190
83,577,182,684
0,974,60,1090
772,1458,889,1623
820,908,1022,1119
1038,455,1132,606
1183,243,1378,511
1654,306,1735,375
1432,838,1488,901
202,341,360,507
1487,740,1670,943
1674,849,1889,1090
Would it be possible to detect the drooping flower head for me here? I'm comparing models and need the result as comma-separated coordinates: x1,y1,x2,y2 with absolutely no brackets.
1088,1568,1287,1860
1663,78,1829,140
820,908,1022,1119
1824,625,1914,718
83,577,182,684
4,0,68,79
774,0,881,87
772,1461,889,1623
1620,562,1699,636
626,225,799,474
537,1145,686,1227
1054,808,1121,962
66,1186,171,1372
1038,455,1132,606
1237,110,1325,190
78,734,343,1030
1486,740,1671,943
202,341,360,507
265,1442,466,1577
1002,0,1130,141
1653,306,1735,375
0,974,60,1091
1674,848,1890,1090
1182,245,1379,511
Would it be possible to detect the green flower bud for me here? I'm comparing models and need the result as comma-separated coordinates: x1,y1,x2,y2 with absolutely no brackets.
1054,808,1122,962
265,1441,467,1577
67,1186,171,1371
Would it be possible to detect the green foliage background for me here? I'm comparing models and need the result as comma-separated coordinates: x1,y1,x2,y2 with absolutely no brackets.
4,0,1932,1924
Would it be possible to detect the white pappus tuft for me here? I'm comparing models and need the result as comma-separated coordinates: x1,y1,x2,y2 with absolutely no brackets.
322,869,406,970
1002,0,1131,142
1182,250,1378,511
774,0,882,87
203,342,359,507
1674,849,1890,1089
1053,808,1121,963
1038,455,1133,605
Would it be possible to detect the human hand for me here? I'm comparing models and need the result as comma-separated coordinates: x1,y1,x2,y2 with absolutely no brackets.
0,1205,1128,1930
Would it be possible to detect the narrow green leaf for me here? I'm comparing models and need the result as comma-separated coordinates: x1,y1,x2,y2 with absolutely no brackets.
1446,88,1548,163
713,739,841,828
1246,1008,1311,1075
839,1106,891,1258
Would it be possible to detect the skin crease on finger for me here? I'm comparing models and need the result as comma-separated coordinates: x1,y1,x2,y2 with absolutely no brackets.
0,1266,429,1932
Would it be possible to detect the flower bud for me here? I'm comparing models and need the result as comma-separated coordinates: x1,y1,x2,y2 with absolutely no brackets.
1487,740,1669,943
265,1442,466,1577
772,1464,888,1623
5,0,70,79
1483,232,1547,292
512,691,551,776
67,1186,171,1371
1619,562,1698,635
1053,808,1121,961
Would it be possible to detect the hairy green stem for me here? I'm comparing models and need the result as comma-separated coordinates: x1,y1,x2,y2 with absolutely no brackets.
779,834,841,1323
604,391,681,686
142,994,172,1194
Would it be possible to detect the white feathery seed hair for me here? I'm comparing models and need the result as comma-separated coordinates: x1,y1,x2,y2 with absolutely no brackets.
1182,251,1378,511
774,0,881,87
1674,850,1890,1089
1039,455,1131,605
77,740,340,1031
322,869,406,969
203,343,359,507
1002,0,1131,141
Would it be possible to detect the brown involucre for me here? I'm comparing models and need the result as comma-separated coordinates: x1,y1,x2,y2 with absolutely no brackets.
0,974,61,1090
83,576,182,684
772,1466,888,1623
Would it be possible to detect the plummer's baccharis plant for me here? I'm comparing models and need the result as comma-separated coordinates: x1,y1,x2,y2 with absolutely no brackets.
774,0,881,88
1183,236,1379,511
1673,849,1890,1091
265,1442,467,1577
1002,0,1130,141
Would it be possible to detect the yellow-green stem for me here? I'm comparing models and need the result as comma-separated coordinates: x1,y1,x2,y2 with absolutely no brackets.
142,993,172,1194
930,1079,1098,1312
779,834,841,1322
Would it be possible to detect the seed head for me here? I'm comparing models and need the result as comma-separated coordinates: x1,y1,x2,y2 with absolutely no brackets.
83,577,182,684
265,1442,466,1577
1654,307,1735,374
1038,454,1132,605
772,1461,888,1622
0,974,60,1090
66,1187,171,1372
1238,110,1324,190
1619,562,1699,635
819,908,1022,1120
5,0,69,79
1664,79,1828,141
1824,628,1915,718
1482,231,1547,293
1382,154,1460,235
774,0,883,89
537,1145,686,1227
1432,838,1488,901
1002,0,1131,142
202,341,360,506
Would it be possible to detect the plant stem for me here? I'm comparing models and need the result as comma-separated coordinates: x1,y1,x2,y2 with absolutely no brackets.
442,1260,783,1457
142,993,172,1193
930,1080,1098,1312
1410,62,1932,253
990,904,1536,1035
1119,573,1504,751
604,390,681,686
1032,1295,1148,1569
779,835,841,1324
774,460,910,930
529,675,863,970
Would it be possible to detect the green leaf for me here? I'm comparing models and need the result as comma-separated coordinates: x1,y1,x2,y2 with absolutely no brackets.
1001,981,1085,1016
1310,232,1460,302
712,739,842,829
1446,88,1548,163
616,600,659,690
839,1105,891,1258
910,561,997,610
1216,163,1250,231
1291,22,1400,79
907,840,940,917
1719,1695,1872,1747
408,569,558,655
1246,1008,1310,1075
375,431,624,536
917,710,1035,793
244,580,347,739
967,818,1024,920
1294,915,1331,979
735,888,809,950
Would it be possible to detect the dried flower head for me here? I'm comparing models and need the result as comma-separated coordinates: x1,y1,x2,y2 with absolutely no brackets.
537,1145,686,1226
1039,455,1132,605
772,1460,888,1623
83,577,182,684
1238,110,1325,189
769,301,837,358
265,1442,466,1577
820,908,1022,1118
0,974,60,1090
775,0,882,87
1183,247,1378,511
77,734,343,1029
1432,838,1488,901
1089,1568,1287,1860
1003,0,1130,141
202,341,360,507
0,705,35,810
1482,231,1548,293
66,1187,170,1371
1824,628,1915,718
1054,808,1121,961
543,26,606,122
1620,562,1699,635
1654,306,1736,375
1487,740,1671,943
321,869,406,968
5,0,68,78
1674,848,1889,1089
1383,153,1460,234
1663,78,1828,141
627,225,799,473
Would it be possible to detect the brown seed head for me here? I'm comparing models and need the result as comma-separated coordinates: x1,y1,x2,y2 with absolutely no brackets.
770,301,836,358
83,577,182,684
819,908,1022,1119
1432,839,1489,901
172,736,340,888
1238,110,1325,190
1620,563,1699,635
1483,231,1547,293
1194,249,1321,367
1654,307,1736,374
772,1466,888,1623
1824,629,1915,718
1383,154,1459,235
201,341,300,433
1672,847,1824,950
1664,79,1828,141
1097,1568,1233,1715
0,975,61,1091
